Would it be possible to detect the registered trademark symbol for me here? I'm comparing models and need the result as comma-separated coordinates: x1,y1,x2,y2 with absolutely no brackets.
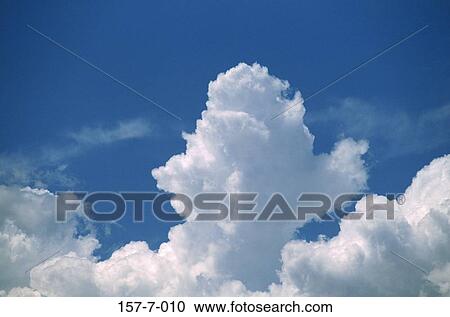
396,194,406,205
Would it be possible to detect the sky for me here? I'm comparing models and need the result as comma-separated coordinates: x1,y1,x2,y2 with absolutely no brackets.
0,1,449,296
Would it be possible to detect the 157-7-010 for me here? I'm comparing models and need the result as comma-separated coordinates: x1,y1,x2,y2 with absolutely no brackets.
118,301,186,313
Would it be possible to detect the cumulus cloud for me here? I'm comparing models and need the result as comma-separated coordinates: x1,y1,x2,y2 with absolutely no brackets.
20,63,369,295
0,186,98,295
1,63,449,296
5,287,41,297
428,264,450,296
270,154,450,296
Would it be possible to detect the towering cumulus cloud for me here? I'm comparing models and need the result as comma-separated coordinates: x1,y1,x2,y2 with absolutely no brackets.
149,63,368,292
1,63,448,296
271,155,450,296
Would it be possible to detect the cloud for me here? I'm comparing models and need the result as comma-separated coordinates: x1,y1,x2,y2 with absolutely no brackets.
0,155,78,188
1,63,449,296
0,118,151,188
25,154,450,297
428,264,450,296
4,287,41,297
21,63,369,295
306,98,450,158
0,186,98,295
269,154,450,296
68,118,151,146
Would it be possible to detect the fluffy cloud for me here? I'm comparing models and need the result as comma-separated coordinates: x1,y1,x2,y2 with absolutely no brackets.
428,264,450,296
0,186,98,295
270,154,450,296
1,63,449,296
148,63,369,292
21,63,369,296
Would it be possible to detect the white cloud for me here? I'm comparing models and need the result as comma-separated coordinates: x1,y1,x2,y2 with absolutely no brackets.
1,63,449,296
428,263,450,296
22,63,369,296
68,118,151,146
30,252,98,296
5,287,41,297
269,154,450,296
0,186,98,295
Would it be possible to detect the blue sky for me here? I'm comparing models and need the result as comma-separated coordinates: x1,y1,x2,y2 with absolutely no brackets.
1,0,449,259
